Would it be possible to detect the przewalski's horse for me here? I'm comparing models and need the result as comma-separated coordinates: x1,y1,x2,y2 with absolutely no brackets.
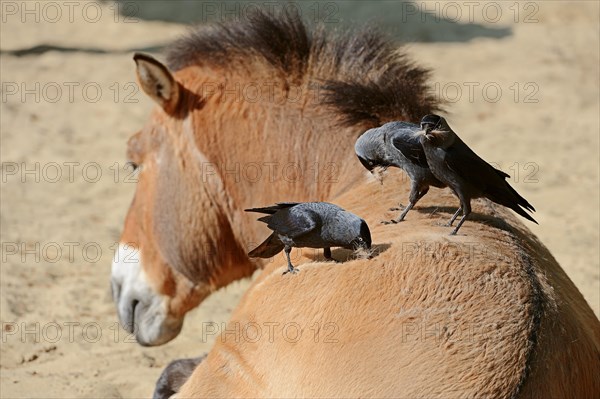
111,11,437,345
111,11,600,397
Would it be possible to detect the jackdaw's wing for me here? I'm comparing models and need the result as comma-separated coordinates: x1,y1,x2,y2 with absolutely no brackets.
445,139,537,221
266,208,317,238
392,135,429,168
444,139,509,189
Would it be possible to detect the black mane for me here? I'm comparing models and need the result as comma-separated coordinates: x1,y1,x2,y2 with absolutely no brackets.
166,9,440,126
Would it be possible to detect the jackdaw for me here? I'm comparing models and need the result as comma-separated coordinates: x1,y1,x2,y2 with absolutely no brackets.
355,121,446,223
246,202,372,275
419,114,537,235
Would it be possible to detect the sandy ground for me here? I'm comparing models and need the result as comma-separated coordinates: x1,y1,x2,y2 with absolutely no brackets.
1,1,598,397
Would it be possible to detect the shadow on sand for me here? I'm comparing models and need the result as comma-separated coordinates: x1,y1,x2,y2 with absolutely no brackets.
111,0,512,43
5,1,511,57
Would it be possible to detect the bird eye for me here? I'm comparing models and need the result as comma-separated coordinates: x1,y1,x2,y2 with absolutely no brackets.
368,161,373,166
357,237,363,242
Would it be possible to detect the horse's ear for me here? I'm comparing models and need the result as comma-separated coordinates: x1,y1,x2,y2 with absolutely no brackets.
134,53,180,113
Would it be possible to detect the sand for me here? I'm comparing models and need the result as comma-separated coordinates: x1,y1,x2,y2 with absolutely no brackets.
1,1,598,397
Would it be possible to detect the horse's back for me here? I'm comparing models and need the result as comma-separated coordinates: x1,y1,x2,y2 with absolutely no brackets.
178,179,600,398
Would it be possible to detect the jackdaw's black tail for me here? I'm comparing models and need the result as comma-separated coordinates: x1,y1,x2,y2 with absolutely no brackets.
248,233,285,258
487,182,537,224
245,202,300,215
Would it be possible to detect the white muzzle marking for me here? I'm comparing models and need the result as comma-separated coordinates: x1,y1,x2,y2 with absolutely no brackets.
110,243,183,346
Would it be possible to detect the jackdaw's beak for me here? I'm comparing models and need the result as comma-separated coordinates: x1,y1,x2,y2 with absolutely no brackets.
358,156,375,172
352,238,372,259
351,237,368,250
421,123,434,133
420,114,442,135
421,125,438,142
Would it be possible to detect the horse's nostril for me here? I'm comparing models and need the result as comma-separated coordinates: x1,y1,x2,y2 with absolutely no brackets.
129,299,140,333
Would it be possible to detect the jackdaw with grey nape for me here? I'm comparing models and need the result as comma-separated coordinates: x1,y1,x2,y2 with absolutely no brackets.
419,114,537,235
246,202,372,275
355,121,446,223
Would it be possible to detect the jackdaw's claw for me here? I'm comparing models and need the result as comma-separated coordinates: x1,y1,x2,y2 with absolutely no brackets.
282,266,299,275
381,219,399,225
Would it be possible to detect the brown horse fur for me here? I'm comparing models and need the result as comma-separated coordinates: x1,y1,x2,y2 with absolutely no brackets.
177,178,600,398
110,10,600,397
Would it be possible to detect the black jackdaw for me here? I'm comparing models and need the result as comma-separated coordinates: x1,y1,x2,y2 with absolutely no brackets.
246,202,372,274
355,121,446,223
419,114,537,235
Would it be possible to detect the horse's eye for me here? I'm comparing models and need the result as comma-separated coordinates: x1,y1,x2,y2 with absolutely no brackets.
126,161,139,171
